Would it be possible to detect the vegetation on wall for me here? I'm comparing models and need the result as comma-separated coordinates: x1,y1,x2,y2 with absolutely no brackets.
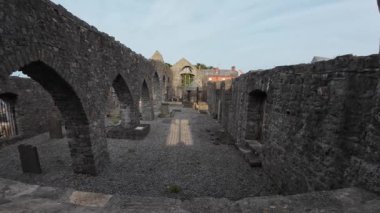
196,63,214,70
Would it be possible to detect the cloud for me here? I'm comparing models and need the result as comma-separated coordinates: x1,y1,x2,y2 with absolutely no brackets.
52,0,380,71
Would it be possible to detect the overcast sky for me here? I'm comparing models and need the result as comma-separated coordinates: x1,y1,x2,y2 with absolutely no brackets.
51,0,380,72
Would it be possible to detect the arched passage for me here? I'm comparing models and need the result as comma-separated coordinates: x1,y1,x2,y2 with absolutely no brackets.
106,74,137,128
0,93,18,139
152,72,161,113
246,90,267,142
140,80,154,121
19,61,99,175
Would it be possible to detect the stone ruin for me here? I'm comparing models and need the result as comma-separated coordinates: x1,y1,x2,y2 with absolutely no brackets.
0,0,379,211
0,0,170,175
207,54,380,195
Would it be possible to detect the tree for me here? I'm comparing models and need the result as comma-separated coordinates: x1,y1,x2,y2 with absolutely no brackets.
196,63,214,70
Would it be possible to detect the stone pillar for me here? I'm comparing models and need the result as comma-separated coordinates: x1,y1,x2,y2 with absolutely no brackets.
49,106,63,139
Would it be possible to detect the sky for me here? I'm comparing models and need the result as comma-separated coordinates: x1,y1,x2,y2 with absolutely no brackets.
50,0,380,72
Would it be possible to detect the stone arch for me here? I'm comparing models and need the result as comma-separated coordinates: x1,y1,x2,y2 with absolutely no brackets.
0,93,18,139
140,80,154,120
245,90,267,142
152,72,161,113
18,61,98,175
106,74,137,128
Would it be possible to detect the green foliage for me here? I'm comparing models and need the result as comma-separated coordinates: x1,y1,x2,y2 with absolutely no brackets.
165,63,172,68
107,110,121,125
196,63,213,70
167,185,182,193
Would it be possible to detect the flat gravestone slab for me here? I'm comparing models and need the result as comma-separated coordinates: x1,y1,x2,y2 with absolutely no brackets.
69,191,112,207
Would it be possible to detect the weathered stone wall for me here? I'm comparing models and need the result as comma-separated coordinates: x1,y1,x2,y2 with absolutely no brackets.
0,77,56,141
0,0,164,175
219,80,233,129
208,54,380,195
151,60,173,101
140,80,154,120
207,82,219,119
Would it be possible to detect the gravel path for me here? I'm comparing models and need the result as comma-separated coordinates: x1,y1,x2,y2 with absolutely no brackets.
0,107,278,200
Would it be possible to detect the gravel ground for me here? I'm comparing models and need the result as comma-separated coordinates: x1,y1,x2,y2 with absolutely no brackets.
0,108,278,200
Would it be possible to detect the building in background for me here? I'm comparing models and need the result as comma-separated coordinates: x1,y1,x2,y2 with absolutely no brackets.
150,50,242,103
202,66,240,83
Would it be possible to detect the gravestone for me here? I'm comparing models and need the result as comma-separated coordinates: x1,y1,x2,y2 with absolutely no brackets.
160,103,170,116
18,144,42,174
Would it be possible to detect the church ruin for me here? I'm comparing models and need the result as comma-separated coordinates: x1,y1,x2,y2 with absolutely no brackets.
0,0,379,211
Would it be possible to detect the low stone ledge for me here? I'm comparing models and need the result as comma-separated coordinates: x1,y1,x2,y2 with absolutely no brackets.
106,124,150,140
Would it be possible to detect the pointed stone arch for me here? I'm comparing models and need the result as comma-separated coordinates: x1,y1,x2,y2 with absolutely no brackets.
140,80,154,120
152,72,161,113
18,61,101,175
106,74,138,128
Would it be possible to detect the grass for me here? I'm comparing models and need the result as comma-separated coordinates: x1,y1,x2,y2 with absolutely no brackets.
167,185,182,194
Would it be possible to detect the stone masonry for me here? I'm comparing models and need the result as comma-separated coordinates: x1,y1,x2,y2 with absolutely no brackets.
0,0,167,175
0,77,56,142
208,54,380,195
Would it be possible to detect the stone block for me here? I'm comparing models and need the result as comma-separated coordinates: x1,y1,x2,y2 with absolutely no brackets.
69,191,112,207
106,124,150,140
160,103,169,115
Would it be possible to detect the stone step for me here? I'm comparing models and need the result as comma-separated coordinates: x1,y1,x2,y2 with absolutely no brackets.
238,146,262,167
245,139,263,154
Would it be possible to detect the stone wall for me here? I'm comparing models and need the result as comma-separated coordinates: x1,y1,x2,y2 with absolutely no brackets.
151,60,173,101
0,0,165,175
0,77,56,141
208,54,380,195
